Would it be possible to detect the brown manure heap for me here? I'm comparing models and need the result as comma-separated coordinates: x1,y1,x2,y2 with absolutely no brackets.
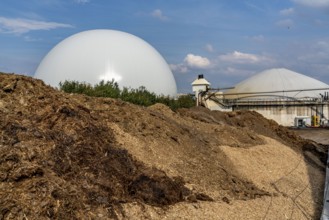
0,72,327,219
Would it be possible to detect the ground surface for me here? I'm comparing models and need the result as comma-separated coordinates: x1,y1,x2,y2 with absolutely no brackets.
0,73,327,219
293,128,329,145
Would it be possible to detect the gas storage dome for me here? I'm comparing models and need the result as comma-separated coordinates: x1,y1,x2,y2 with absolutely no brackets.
34,29,177,96
224,68,329,100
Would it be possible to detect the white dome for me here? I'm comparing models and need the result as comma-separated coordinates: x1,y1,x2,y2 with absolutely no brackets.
224,68,329,100
34,29,177,96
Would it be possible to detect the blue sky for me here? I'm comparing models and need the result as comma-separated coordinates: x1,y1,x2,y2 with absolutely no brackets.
1,0,329,93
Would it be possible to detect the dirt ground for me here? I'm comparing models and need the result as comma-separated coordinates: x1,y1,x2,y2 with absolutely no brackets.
0,72,327,219
292,128,329,145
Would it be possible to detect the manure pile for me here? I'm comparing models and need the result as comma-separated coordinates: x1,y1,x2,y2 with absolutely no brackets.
0,73,327,219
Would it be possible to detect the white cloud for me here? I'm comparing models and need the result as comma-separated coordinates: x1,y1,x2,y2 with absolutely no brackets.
292,0,329,7
74,0,90,4
222,67,255,77
205,44,214,52
276,19,294,28
184,54,211,68
290,40,329,81
23,35,42,42
219,51,268,64
170,64,188,73
316,40,329,49
314,19,327,26
171,51,274,80
151,9,168,21
0,17,73,34
280,8,295,16
170,53,211,74
297,40,329,62
251,35,265,42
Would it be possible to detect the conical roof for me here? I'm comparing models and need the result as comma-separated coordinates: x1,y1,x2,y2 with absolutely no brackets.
191,78,210,86
224,68,329,100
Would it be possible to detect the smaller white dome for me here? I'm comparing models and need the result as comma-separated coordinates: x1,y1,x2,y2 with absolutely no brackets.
224,68,329,100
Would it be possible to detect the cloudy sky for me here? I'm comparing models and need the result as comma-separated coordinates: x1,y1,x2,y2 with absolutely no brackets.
1,0,329,93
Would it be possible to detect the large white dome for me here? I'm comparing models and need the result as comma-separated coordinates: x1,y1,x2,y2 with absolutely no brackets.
224,68,329,100
34,29,177,96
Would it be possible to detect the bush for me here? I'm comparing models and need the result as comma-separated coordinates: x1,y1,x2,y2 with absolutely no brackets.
121,86,157,106
59,81,94,96
93,80,120,98
59,80,195,110
176,95,196,109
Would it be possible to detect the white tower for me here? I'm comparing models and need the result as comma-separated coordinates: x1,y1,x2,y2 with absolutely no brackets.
191,74,210,106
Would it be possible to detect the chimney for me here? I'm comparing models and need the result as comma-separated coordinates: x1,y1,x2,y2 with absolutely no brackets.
198,74,204,79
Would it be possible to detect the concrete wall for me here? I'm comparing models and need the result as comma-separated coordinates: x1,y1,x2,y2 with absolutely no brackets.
234,104,329,127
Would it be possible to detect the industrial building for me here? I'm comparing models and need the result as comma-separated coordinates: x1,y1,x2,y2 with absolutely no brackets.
192,68,329,127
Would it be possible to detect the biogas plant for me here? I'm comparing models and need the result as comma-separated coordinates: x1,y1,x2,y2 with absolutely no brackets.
35,29,329,128
192,69,329,127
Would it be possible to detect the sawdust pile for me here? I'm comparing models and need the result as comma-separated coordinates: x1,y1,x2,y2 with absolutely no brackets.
0,73,327,219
